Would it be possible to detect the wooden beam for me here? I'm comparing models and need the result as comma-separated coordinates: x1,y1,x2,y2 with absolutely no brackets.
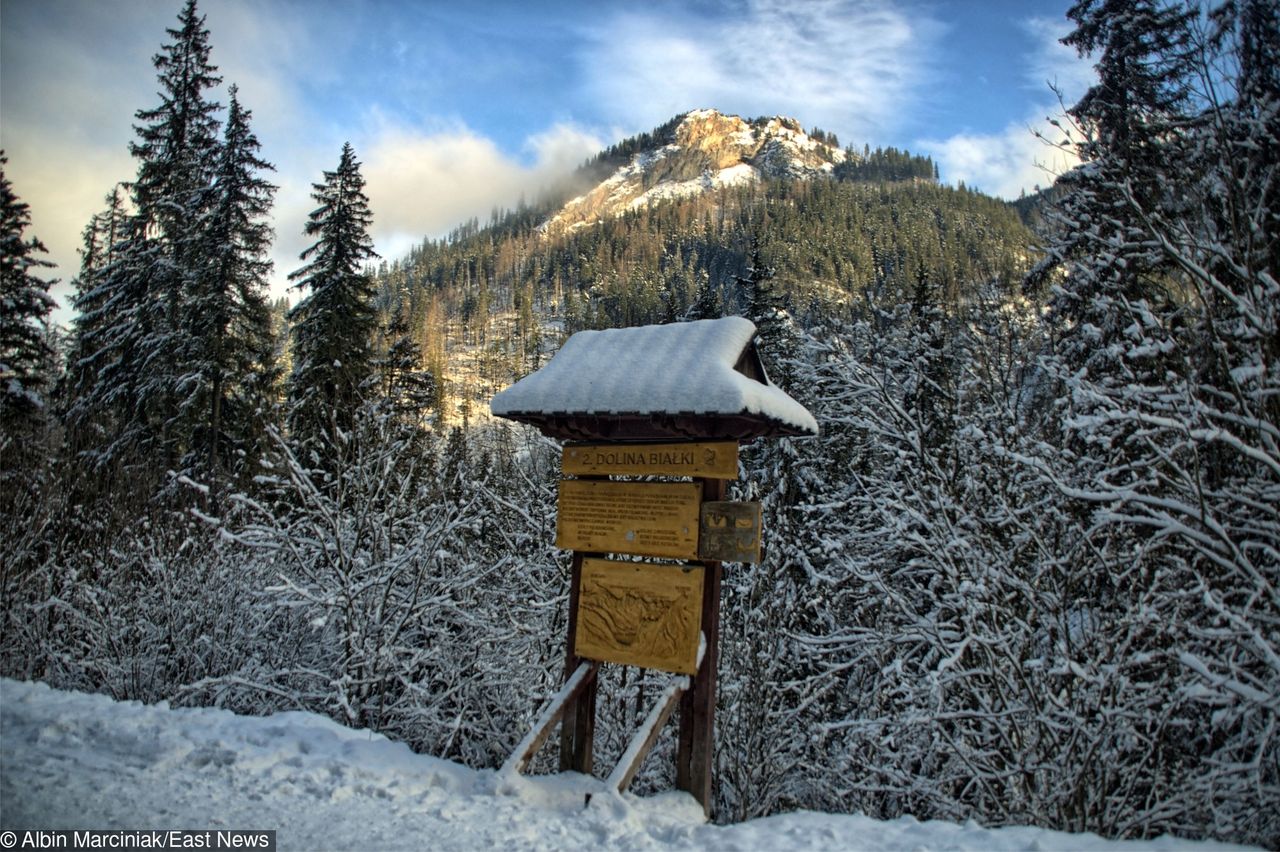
569,662,598,775
503,660,599,775
606,675,688,793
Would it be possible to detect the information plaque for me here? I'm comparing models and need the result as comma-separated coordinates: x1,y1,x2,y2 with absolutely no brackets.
556,480,701,559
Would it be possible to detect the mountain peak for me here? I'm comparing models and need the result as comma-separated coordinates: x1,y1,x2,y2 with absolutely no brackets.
543,110,845,233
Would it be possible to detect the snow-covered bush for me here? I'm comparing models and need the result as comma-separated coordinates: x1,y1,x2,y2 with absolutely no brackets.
205,412,565,764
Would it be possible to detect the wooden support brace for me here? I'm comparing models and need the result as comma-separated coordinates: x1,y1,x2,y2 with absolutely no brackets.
605,674,689,793
502,660,600,775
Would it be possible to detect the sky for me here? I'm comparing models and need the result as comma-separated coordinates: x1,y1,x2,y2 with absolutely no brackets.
0,0,1097,326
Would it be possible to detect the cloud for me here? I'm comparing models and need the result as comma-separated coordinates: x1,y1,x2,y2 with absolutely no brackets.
919,16,1093,199
579,0,940,144
361,121,602,246
0,1,170,324
0,0,331,322
268,121,604,293
2,0,603,318
201,2,318,142
1,142,136,325
922,116,1079,199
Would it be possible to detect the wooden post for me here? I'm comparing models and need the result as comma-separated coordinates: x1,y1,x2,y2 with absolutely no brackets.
559,549,598,774
677,475,727,815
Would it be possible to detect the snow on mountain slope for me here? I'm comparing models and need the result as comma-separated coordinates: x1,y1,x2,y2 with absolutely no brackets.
0,680,1252,852
542,109,845,233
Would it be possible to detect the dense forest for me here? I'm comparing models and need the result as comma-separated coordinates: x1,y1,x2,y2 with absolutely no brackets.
1,0,1276,847
377,154,1024,418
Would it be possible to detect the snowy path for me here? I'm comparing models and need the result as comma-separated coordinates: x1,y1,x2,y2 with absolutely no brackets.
0,680,1248,851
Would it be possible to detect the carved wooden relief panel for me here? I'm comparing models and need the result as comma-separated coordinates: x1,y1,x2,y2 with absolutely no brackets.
574,558,704,675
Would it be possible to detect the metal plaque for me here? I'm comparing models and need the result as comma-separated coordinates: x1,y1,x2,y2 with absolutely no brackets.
698,501,762,563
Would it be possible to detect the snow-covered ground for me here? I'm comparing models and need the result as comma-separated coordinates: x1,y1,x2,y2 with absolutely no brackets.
0,679,1250,851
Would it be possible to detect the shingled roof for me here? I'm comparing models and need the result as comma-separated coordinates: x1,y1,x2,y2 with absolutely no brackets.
489,317,818,442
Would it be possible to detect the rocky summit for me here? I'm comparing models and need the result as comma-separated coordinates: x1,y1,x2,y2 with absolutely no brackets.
542,109,845,233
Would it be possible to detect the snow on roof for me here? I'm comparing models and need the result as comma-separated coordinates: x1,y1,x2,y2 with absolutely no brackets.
491,317,818,439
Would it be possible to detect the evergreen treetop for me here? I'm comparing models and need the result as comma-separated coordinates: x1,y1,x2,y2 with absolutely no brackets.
65,0,226,474
287,142,380,465
0,153,57,423
182,85,278,479
130,0,223,241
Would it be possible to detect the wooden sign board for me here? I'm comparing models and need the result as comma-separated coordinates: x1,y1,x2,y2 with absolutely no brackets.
556,480,700,559
698,501,763,563
563,442,738,480
575,558,704,675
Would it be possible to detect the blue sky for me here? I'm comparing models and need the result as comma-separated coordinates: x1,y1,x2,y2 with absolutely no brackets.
0,0,1095,323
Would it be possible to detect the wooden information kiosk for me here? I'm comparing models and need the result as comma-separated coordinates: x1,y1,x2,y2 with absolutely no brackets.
490,317,818,815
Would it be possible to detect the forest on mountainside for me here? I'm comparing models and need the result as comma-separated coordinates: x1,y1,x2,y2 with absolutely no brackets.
377,166,1027,416
1,0,1276,847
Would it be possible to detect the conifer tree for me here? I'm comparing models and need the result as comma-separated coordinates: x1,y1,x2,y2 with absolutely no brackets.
0,153,57,427
735,235,796,385
133,0,223,458
64,187,127,463
287,142,379,468
1030,0,1194,371
1022,4,1279,841
683,270,722,321
183,85,277,479
375,298,436,425
67,0,223,472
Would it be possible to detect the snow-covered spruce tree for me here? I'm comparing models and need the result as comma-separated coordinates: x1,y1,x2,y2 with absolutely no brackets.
286,142,379,473
0,152,59,602
1029,0,1194,371
64,186,127,429
1084,3,1279,841
1020,4,1204,834
0,152,58,435
66,0,223,477
373,294,437,428
1024,2,1279,844
5,187,128,690
181,85,277,483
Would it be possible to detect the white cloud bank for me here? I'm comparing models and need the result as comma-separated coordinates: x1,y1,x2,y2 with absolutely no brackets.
923,115,1080,200
266,121,604,295
361,121,603,256
920,17,1095,199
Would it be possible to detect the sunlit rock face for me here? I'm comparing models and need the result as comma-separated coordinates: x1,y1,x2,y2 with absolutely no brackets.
543,109,846,232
